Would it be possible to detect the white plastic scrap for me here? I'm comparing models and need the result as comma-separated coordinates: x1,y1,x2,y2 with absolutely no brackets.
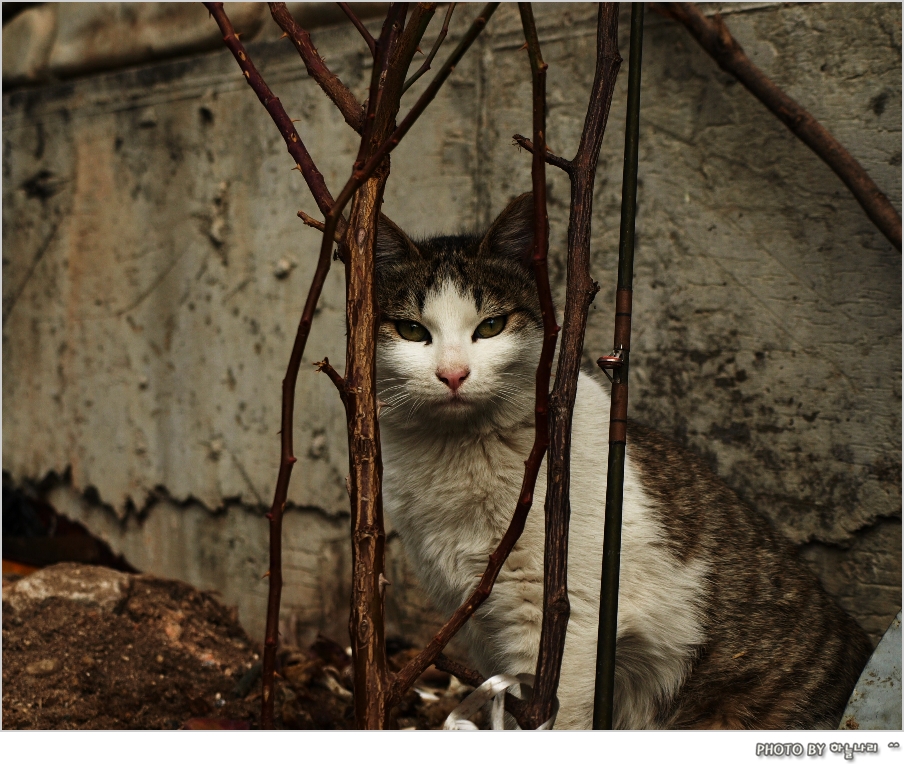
442,673,558,730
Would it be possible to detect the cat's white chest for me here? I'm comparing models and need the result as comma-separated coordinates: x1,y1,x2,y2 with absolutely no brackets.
381,423,543,615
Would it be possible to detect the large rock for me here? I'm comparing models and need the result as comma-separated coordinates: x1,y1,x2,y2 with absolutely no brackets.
4,562,131,613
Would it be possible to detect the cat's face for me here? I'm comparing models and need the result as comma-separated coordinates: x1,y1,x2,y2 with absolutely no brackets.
375,194,543,431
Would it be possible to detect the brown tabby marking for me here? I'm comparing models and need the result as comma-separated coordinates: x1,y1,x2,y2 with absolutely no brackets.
628,420,873,729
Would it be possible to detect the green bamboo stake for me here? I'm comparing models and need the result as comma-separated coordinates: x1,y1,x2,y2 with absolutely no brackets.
592,1,644,731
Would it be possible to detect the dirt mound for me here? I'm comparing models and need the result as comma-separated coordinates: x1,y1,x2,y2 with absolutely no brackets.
2,563,472,729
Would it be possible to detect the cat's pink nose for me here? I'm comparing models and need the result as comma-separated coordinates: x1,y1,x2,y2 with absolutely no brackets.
437,367,470,392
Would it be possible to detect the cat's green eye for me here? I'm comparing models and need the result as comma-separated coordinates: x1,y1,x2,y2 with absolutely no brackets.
474,316,507,340
396,320,430,342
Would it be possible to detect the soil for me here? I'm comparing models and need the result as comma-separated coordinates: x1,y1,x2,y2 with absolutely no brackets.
2,562,473,730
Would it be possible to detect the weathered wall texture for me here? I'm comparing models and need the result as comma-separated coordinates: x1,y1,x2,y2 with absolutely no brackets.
3,3,900,648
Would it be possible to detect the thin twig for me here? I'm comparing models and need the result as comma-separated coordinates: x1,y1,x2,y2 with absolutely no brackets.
515,1,563,731
528,3,622,731
204,2,344,235
385,0,557,712
512,133,572,174
297,209,335,239
338,2,377,57
651,2,901,251
269,3,366,133
315,358,346,399
403,2,455,93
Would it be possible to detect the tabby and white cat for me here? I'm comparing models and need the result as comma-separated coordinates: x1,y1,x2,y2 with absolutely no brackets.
374,193,871,729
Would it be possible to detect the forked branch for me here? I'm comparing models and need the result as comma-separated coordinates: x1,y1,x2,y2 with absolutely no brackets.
652,1,901,251
403,2,456,93
269,2,366,132
305,2,499,728
313,2,499,269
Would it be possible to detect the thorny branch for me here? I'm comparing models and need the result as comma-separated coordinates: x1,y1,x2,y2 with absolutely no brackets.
202,1,350,729
386,0,559,716
403,2,456,93
340,2,410,730
516,0,560,729
203,2,343,234
512,133,572,174
269,2,366,133
651,2,902,252
526,2,621,731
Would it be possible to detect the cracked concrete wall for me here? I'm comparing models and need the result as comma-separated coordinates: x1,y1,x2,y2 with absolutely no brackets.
3,3,900,648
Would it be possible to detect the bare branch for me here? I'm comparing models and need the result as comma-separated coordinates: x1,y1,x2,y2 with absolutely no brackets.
512,133,572,174
385,0,559,712
403,2,455,93
527,3,622,731
514,1,566,730
338,2,377,57
203,2,344,234
269,3,366,133
373,3,438,141
651,2,901,251
433,653,484,688
341,4,411,729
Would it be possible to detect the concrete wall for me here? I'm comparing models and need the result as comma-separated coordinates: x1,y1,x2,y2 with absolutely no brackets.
3,3,900,648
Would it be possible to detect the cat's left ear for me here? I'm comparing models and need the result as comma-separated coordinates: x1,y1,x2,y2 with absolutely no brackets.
376,214,419,269
479,192,535,269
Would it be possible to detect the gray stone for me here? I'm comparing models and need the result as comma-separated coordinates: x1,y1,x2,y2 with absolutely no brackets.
4,562,131,613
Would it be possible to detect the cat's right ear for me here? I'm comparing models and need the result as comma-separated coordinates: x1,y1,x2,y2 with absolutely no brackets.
480,192,535,269
376,214,418,269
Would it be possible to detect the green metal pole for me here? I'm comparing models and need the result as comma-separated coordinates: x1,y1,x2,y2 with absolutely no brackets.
592,1,644,731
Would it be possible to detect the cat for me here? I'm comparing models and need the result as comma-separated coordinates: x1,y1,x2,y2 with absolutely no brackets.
374,192,873,730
